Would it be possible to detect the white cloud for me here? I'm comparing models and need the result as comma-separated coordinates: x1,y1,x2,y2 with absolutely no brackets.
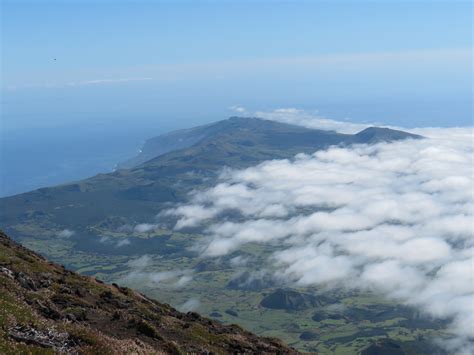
179,298,200,313
56,229,75,238
228,105,248,114
134,223,159,233
161,206,219,229
116,238,131,247
122,255,193,289
166,123,474,350
99,236,132,248
229,106,371,134
127,255,151,269
254,107,370,134
229,255,249,267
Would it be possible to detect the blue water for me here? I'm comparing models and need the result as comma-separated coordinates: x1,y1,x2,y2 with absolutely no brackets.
0,124,159,197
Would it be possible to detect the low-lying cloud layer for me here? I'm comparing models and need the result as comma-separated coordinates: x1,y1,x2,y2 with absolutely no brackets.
121,255,193,288
254,107,370,133
167,120,473,351
229,106,371,133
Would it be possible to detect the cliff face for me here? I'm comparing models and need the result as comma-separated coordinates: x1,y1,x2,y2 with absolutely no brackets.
0,231,297,354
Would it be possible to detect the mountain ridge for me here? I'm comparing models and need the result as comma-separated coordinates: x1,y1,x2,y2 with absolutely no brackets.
119,117,421,169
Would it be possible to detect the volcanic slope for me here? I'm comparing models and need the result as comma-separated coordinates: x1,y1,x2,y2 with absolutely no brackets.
0,230,297,354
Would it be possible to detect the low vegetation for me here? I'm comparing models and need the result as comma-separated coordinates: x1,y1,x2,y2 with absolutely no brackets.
0,230,296,354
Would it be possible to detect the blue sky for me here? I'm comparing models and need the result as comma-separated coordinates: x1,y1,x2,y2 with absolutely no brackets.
2,0,473,130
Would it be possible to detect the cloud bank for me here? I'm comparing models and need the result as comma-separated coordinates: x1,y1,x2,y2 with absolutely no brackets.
254,107,370,134
167,123,473,352
229,106,370,133
121,255,193,289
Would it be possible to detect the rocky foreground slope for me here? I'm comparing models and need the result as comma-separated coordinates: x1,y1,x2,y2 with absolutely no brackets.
0,231,297,354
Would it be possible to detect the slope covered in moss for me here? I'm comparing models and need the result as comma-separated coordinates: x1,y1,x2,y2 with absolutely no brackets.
0,230,297,354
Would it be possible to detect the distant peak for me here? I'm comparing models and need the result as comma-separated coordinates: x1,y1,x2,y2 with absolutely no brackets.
228,116,248,120
223,116,279,128
357,126,390,133
227,116,260,123
355,126,423,142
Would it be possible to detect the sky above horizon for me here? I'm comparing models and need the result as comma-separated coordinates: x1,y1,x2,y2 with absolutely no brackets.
2,0,472,132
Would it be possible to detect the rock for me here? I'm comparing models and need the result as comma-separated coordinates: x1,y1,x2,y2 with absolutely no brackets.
35,300,63,320
0,266,14,279
38,272,53,288
15,272,37,290
8,325,75,351
209,312,222,318
39,278,52,288
60,286,73,294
